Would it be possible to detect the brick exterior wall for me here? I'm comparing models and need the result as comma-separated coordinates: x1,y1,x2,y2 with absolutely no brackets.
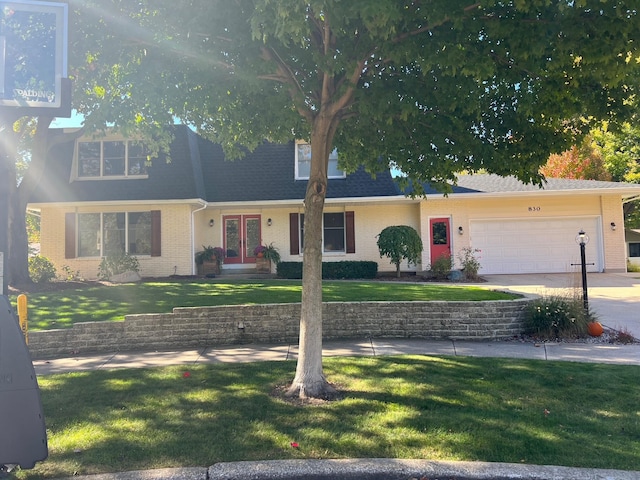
27,299,530,359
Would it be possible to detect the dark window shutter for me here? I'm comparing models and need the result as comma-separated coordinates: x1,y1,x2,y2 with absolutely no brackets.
64,213,76,259
345,211,355,254
289,213,299,255
151,210,161,257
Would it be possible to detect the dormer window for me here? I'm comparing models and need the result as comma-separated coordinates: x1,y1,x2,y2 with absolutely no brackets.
76,140,149,179
295,141,345,180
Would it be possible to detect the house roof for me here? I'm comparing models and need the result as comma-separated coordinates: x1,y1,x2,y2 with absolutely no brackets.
450,174,640,197
30,126,209,204
28,125,640,206
197,137,402,202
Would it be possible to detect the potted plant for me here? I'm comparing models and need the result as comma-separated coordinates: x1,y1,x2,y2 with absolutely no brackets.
262,243,281,264
195,246,224,275
255,243,280,273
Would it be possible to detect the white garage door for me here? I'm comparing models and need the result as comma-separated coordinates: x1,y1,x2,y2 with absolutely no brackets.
470,218,602,274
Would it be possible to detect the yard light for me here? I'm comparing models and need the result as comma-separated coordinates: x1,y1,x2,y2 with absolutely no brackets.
575,230,589,312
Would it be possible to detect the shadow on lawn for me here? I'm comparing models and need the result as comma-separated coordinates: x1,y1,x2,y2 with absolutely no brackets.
29,356,640,478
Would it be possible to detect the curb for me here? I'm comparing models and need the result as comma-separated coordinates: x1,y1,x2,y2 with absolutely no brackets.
62,459,640,480
207,459,640,480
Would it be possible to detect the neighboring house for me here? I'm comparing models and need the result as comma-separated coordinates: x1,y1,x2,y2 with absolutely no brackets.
626,229,640,267
28,125,640,279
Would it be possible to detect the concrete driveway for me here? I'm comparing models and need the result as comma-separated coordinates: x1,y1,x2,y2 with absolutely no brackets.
482,272,640,339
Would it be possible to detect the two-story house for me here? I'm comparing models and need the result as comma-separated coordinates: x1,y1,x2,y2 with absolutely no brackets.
27,125,640,279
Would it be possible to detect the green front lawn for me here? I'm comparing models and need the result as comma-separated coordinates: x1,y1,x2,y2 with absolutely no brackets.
12,279,516,330
20,356,640,478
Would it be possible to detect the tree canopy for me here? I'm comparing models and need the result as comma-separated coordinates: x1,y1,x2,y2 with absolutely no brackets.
8,0,640,395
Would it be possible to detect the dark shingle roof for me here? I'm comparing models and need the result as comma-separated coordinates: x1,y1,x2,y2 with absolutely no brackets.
198,139,401,202
29,127,640,205
30,125,206,203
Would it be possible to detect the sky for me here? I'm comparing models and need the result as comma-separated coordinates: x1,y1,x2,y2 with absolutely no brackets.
51,111,83,128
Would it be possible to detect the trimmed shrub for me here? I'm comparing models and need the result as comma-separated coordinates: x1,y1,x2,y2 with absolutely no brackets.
98,252,140,280
277,261,377,279
524,295,592,339
428,254,453,280
277,262,303,279
28,255,57,283
323,261,377,279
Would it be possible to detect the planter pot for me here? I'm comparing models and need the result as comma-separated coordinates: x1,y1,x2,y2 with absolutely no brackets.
197,261,220,276
256,257,271,273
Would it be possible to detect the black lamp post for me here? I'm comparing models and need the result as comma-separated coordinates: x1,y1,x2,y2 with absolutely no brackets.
575,230,589,312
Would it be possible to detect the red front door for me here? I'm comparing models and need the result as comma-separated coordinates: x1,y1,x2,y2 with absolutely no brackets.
223,215,261,264
429,217,451,262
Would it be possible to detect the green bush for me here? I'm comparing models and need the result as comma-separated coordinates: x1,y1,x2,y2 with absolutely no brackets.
428,254,453,279
376,225,423,278
524,295,592,339
28,255,57,283
277,261,378,279
323,261,377,279
277,262,303,279
627,260,640,273
457,247,481,281
60,265,83,281
98,252,140,280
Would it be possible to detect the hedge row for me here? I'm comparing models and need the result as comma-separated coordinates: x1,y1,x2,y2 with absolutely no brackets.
277,261,378,279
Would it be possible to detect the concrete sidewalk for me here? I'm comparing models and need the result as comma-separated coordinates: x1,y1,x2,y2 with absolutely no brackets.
33,338,640,376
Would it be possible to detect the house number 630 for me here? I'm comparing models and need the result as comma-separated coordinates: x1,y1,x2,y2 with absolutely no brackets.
528,206,541,212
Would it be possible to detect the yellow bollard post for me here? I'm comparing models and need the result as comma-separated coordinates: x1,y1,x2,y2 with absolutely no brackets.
17,294,28,344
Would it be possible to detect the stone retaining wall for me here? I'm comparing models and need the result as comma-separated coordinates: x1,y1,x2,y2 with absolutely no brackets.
27,299,530,359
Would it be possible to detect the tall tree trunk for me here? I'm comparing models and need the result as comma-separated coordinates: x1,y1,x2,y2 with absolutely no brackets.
0,113,20,290
287,114,338,399
9,116,54,286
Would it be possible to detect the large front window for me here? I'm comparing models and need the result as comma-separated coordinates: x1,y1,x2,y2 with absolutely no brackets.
77,212,152,257
630,243,640,258
295,142,344,180
299,213,346,253
77,140,148,178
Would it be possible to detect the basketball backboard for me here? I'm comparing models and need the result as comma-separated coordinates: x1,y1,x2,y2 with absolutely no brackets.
0,1,68,111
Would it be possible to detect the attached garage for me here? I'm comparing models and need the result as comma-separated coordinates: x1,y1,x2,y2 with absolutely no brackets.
470,217,603,274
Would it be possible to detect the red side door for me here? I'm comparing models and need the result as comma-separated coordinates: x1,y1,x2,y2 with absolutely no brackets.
429,217,451,262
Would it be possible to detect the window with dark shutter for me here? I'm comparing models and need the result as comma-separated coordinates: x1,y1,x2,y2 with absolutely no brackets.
64,213,76,259
345,211,355,254
289,213,300,255
151,210,161,257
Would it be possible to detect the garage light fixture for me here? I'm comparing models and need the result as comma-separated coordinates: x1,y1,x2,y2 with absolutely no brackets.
458,226,464,235
610,222,616,231
209,219,214,227
575,230,589,246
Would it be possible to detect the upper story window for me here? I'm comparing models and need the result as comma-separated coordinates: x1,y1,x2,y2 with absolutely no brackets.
77,140,149,179
295,141,345,180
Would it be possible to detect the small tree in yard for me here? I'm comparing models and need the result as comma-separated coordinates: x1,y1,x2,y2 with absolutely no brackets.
377,226,423,278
